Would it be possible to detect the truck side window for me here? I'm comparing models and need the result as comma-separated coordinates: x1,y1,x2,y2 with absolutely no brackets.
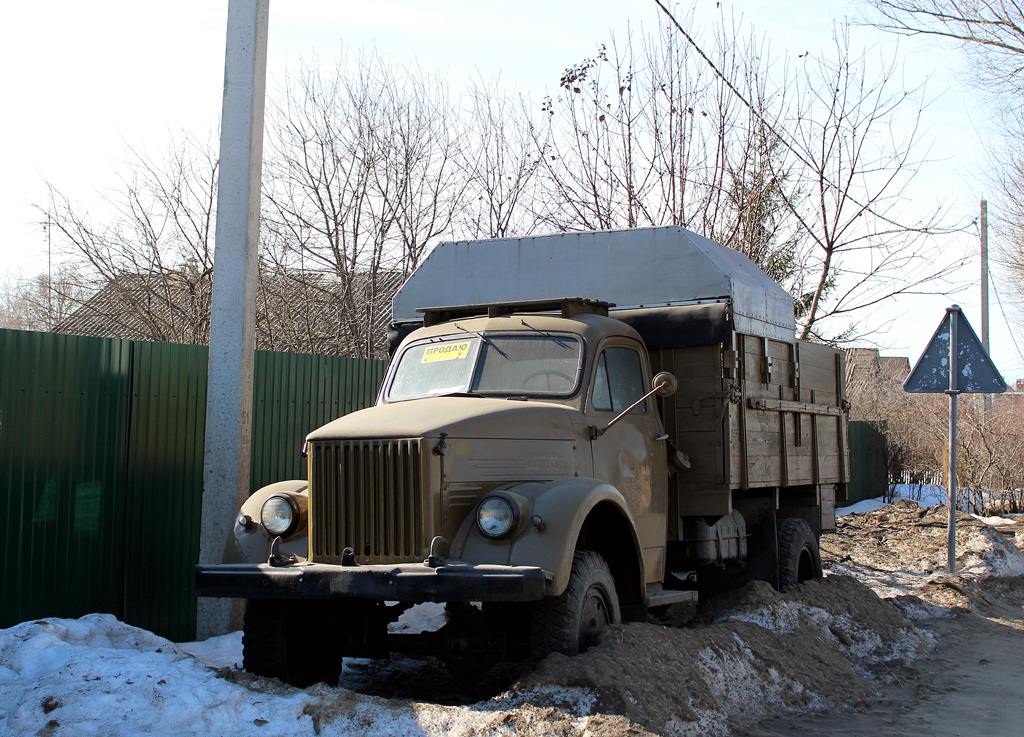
592,347,647,413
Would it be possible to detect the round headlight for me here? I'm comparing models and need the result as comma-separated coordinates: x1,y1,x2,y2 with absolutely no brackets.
261,495,297,537
477,496,516,539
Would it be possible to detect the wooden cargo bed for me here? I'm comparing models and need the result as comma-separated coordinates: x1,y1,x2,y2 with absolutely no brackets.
651,330,849,525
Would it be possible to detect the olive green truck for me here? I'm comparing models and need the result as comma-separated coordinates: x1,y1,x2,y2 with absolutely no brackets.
197,226,849,686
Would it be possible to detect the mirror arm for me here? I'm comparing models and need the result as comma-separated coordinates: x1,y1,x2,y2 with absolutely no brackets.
590,385,662,439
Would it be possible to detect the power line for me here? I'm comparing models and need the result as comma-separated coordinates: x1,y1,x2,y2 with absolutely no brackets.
987,274,1019,366
651,0,969,239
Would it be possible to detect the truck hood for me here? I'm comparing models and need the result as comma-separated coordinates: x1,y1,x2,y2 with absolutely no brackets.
306,397,582,441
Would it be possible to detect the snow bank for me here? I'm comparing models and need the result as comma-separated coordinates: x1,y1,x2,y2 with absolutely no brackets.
8,488,1022,737
826,496,1024,600
0,614,316,737
0,612,611,737
838,484,947,516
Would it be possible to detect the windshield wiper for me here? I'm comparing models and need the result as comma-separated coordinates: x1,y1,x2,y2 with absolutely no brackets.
519,319,573,349
455,322,509,359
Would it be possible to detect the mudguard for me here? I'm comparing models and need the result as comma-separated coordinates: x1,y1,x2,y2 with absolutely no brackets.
451,476,644,598
226,480,309,564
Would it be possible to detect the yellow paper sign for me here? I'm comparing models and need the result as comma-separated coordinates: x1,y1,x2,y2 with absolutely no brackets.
422,342,471,363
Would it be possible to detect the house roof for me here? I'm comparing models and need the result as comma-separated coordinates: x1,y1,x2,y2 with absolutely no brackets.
55,268,406,358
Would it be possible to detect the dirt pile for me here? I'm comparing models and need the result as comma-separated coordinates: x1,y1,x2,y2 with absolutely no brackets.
297,503,1024,736
822,499,1024,598
508,576,928,737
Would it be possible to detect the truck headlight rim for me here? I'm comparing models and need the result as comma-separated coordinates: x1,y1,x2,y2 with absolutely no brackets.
261,494,299,537
476,494,518,539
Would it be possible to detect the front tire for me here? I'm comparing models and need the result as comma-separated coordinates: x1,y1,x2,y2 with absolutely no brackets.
531,550,621,660
242,599,342,687
777,517,822,587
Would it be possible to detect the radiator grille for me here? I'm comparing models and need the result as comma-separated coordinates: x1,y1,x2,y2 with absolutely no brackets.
308,439,431,564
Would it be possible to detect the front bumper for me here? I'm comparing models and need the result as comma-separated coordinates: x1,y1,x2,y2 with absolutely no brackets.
196,560,548,602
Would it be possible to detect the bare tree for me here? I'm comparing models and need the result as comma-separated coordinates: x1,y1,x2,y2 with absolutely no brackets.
848,347,1024,513
263,51,465,358
541,15,966,341
457,77,544,239
868,1,1024,88
865,1,1024,324
778,29,967,341
35,52,482,359
534,22,802,285
0,266,88,332
41,135,219,345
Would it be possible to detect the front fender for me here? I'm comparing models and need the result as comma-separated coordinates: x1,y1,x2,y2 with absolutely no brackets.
226,480,309,564
451,477,642,597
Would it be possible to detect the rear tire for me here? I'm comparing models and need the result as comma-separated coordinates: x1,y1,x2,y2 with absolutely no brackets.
777,518,822,588
242,599,342,687
531,551,620,661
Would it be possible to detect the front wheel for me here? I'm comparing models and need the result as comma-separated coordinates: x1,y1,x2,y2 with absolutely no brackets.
242,599,342,687
531,550,621,661
777,517,823,588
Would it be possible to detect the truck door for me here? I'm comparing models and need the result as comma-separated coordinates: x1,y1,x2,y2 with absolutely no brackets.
587,342,668,582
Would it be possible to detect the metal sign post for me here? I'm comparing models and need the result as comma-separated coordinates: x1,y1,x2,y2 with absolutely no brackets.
905,306,1006,573
946,310,958,573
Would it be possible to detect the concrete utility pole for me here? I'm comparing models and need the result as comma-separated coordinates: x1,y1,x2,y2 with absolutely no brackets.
981,200,990,351
198,0,269,640
981,199,993,416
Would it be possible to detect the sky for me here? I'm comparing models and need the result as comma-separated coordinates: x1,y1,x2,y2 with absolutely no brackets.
2,0,1019,380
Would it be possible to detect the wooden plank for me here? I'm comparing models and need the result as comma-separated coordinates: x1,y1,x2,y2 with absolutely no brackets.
794,340,839,366
834,352,849,484
786,459,815,485
811,406,820,484
781,411,790,486
739,334,750,488
798,364,840,392
676,431,722,483
747,398,844,415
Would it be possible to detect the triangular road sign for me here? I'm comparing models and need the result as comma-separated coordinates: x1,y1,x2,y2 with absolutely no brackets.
904,306,1006,394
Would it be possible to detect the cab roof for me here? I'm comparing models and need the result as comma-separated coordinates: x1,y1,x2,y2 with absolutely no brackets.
398,310,644,351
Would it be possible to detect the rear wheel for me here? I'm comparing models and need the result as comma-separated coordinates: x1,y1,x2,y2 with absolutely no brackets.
777,518,822,588
531,550,620,661
242,599,342,687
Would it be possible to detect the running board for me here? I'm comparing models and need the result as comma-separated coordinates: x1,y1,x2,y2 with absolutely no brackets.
646,583,697,607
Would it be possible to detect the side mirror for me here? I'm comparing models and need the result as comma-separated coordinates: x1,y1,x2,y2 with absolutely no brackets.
653,371,678,397
590,371,679,439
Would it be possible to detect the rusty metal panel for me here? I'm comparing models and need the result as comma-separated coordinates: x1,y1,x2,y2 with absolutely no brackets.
122,340,208,642
0,328,132,629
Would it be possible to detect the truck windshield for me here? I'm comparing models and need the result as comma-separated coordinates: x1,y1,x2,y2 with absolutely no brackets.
387,333,583,401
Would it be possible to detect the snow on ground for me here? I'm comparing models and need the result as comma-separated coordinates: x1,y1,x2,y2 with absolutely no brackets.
827,487,1024,599
0,613,602,737
4,491,1023,737
0,615,315,736
178,630,242,670
836,483,946,516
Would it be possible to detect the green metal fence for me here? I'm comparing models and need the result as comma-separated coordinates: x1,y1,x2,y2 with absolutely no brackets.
847,420,889,505
0,328,385,641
